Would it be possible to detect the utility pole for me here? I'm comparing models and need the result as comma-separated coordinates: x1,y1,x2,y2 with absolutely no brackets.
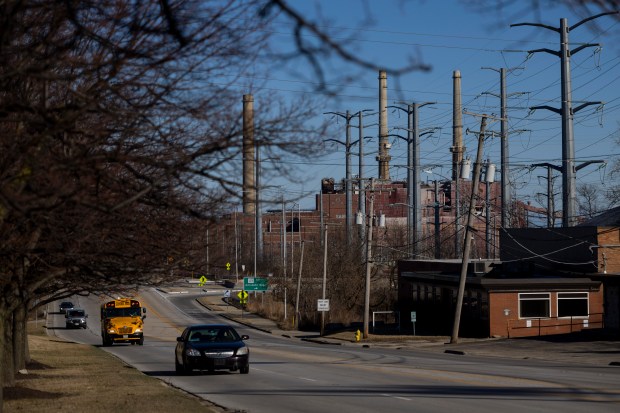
325,110,373,246
531,163,561,227
483,160,496,258
352,109,375,243
481,67,527,229
255,133,261,277
532,160,605,226
320,226,328,337
358,112,367,242
390,102,436,258
295,241,304,330
363,179,375,339
451,115,488,344
511,12,616,227
434,180,441,259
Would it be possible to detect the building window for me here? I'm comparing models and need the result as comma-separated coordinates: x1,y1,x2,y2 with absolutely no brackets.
557,292,588,318
519,293,550,318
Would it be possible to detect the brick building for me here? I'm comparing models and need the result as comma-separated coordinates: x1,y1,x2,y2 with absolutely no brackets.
397,225,619,338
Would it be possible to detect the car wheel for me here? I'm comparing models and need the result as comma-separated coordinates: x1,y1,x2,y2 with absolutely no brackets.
138,336,144,346
176,358,191,375
240,365,249,374
102,335,113,347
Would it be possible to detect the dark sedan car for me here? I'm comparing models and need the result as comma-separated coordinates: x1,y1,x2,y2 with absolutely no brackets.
59,301,74,314
175,324,249,374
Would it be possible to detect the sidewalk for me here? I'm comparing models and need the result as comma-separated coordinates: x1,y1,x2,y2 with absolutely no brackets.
176,284,620,367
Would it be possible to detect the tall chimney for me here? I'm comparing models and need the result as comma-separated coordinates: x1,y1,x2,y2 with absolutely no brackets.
377,70,391,180
242,94,255,214
451,70,464,180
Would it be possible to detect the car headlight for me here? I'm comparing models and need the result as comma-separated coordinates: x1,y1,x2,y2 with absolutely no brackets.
108,329,116,333
135,328,142,333
186,348,201,357
236,346,249,356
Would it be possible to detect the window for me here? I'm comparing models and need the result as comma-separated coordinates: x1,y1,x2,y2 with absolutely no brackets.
519,293,550,318
557,292,588,318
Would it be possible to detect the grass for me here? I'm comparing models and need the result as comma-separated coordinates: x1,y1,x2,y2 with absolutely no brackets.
4,322,221,413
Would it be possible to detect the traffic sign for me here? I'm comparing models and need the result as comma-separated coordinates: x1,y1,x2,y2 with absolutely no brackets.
198,275,207,286
237,290,248,304
243,277,268,291
224,290,231,298
317,299,330,312
410,311,417,322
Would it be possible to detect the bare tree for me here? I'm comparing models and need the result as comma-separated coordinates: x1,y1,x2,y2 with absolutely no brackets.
0,0,325,394
577,183,602,220
1,0,438,400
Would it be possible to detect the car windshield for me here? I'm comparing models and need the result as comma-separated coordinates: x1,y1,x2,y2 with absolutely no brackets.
68,310,85,317
188,327,240,343
61,302,73,308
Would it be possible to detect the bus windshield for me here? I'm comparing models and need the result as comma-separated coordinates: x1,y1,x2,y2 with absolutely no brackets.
103,307,141,318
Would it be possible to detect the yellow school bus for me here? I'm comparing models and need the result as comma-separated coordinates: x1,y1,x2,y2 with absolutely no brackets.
100,298,146,346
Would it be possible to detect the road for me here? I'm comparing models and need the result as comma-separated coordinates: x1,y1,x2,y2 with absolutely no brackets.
46,288,620,413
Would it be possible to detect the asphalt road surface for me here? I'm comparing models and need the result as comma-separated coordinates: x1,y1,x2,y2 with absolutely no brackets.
46,288,620,413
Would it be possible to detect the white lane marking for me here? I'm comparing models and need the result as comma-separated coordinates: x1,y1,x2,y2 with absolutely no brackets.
251,367,317,382
382,393,412,401
299,377,317,382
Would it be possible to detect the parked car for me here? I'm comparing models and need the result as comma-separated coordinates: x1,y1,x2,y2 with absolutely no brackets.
175,324,249,374
65,309,88,329
59,301,74,314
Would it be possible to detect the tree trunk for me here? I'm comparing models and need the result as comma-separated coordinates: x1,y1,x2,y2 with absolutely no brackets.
0,304,15,390
12,304,27,373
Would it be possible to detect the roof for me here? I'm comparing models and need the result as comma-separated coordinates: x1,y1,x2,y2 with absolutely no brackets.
578,205,620,227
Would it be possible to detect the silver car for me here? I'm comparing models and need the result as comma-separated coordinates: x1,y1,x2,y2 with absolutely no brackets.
65,309,88,329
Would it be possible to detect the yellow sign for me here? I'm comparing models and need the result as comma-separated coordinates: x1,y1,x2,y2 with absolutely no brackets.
226,262,231,270
198,275,207,286
237,290,248,304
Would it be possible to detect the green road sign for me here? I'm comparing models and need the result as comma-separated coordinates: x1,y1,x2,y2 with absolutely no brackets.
243,277,268,291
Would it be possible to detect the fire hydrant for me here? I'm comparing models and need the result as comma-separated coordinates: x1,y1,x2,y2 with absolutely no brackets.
354,329,361,342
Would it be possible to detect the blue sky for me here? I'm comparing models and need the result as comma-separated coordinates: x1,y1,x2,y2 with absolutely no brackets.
237,1,620,216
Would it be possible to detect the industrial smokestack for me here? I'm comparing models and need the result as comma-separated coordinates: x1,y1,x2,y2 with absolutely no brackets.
377,70,391,180
242,94,255,214
451,70,464,180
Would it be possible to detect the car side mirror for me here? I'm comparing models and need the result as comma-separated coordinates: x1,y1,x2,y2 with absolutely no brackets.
241,335,249,340
176,337,184,342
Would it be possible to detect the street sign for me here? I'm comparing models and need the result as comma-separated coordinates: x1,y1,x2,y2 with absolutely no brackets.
317,299,330,312
198,275,207,286
410,311,417,322
237,290,248,304
224,290,231,298
243,277,268,291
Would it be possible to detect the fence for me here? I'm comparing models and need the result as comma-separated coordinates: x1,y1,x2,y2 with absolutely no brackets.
507,312,604,338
